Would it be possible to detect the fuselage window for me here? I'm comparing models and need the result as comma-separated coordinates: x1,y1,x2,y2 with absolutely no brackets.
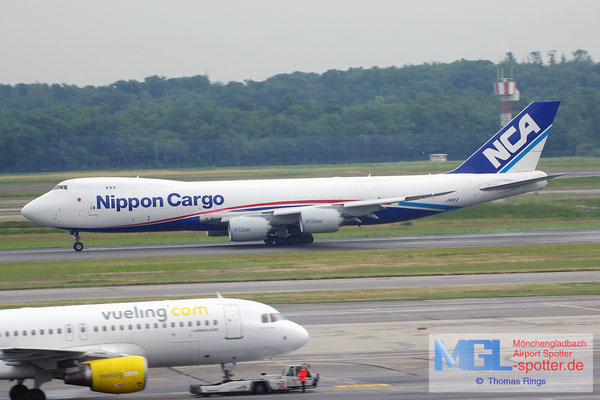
155,323,159,329
93,326,98,332
111,326,115,331
137,324,141,330
171,322,176,328
205,320,209,326
40,329,44,335
213,320,218,325
128,324,132,330
180,321,185,328
4,332,9,337
188,321,193,327
261,313,268,323
31,330,36,335
102,326,107,332
49,329,53,334
13,331,18,336
57,328,62,334
162,322,167,328
119,325,124,331
145,323,150,329
22,331,27,336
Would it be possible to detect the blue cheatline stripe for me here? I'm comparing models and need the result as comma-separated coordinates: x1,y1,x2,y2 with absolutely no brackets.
499,126,551,173
395,201,461,211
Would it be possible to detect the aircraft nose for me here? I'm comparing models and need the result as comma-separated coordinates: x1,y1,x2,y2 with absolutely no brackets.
288,322,309,351
21,196,52,225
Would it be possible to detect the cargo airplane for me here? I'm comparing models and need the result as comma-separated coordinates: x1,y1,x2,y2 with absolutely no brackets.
0,297,308,400
22,101,561,251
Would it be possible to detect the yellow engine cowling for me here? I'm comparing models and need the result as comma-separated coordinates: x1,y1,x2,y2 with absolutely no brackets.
64,356,147,394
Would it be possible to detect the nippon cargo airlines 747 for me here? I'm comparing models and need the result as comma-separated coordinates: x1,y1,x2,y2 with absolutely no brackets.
22,101,561,251
0,297,308,400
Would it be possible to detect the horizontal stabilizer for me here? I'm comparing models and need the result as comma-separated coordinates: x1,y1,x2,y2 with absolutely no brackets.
479,174,564,191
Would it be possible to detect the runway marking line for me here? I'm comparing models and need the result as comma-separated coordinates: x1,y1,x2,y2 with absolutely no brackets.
544,302,600,312
334,383,391,388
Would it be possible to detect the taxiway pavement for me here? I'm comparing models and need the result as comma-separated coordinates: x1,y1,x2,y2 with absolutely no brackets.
1,229,599,263
0,296,597,399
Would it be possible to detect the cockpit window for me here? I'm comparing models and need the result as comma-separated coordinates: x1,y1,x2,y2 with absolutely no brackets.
261,313,268,323
269,313,286,322
53,185,68,190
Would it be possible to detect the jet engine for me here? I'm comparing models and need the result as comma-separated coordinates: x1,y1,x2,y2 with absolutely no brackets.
64,356,147,394
299,208,343,234
228,216,271,241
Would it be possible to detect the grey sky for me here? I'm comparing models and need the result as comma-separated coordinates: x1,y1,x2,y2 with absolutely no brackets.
1,0,598,87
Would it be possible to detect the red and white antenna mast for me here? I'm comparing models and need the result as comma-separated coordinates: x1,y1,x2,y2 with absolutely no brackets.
494,68,520,127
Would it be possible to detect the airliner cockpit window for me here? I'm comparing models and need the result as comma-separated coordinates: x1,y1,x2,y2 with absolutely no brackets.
53,185,68,190
261,313,268,323
269,313,280,322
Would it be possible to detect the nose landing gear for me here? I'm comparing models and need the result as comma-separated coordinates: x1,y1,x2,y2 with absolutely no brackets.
71,231,84,252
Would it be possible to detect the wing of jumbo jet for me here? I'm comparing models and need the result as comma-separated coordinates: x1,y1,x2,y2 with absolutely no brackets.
268,191,455,219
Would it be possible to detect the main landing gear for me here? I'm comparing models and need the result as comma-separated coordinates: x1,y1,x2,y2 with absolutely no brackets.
71,230,84,252
264,233,314,246
9,383,46,400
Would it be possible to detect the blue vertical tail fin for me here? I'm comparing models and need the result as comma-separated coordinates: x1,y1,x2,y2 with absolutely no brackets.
449,101,560,174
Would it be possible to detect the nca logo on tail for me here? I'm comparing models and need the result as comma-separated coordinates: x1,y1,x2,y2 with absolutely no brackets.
483,113,541,168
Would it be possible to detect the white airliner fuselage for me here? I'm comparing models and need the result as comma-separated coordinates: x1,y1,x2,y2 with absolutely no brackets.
21,101,561,250
0,298,308,400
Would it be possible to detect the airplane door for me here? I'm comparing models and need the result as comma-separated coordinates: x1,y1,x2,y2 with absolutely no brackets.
79,323,88,340
223,305,243,339
65,324,74,341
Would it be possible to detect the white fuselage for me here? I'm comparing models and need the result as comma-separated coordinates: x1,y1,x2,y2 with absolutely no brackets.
0,298,308,381
21,172,548,233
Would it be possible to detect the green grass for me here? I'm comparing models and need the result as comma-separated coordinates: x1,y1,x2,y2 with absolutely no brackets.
0,243,598,290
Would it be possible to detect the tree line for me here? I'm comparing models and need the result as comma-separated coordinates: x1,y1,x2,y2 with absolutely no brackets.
1,51,599,172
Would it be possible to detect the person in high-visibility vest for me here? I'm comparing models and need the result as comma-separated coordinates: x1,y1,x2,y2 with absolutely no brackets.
298,365,308,393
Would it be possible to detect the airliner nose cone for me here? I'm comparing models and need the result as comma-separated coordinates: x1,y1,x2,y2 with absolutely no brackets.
21,197,50,225
21,201,35,221
290,323,309,351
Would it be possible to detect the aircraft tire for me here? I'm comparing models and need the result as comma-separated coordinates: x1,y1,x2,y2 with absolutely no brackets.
73,242,84,252
9,384,28,400
24,389,45,400
303,234,314,244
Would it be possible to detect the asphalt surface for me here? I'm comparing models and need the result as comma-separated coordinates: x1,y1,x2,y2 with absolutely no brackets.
2,229,600,263
0,296,597,400
0,270,597,304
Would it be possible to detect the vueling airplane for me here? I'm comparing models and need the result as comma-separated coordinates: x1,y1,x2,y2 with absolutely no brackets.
22,101,561,251
0,297,308,400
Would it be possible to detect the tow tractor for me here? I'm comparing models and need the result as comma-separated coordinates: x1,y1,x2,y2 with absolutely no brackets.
190,364,319,396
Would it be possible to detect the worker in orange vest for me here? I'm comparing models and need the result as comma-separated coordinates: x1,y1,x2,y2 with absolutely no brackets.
298,365,308,393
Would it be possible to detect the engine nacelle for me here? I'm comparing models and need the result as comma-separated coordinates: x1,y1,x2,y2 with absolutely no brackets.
64,356,147,394
228,216,271,241
299,208,342,234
